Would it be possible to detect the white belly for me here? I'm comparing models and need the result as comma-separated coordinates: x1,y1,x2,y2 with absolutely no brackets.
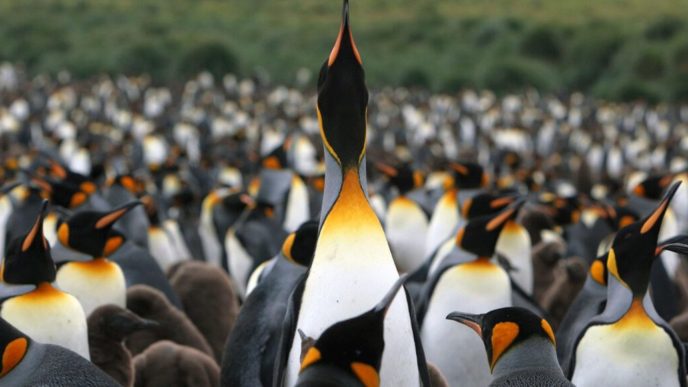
425,190,459,257
496,221,532,294
164,219,192,262
148,227,181,272
385,198,428,273
421,263,512,385
0,196,12,254
56,259,126,316
283,176,310,233
1,285,90,359
572,323,680,387
225,231,253,299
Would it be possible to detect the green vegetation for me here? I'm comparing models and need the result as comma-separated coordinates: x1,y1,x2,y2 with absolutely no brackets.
0,0,687,100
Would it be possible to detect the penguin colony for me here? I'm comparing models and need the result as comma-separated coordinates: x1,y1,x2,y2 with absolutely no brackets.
0,1,687,386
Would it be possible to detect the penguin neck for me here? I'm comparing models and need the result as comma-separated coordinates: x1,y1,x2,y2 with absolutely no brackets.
604,278,659,326
492,337,562,379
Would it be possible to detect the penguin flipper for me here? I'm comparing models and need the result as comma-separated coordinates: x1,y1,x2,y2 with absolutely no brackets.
272,273,307,387
404,286,432,387
415,262,454,326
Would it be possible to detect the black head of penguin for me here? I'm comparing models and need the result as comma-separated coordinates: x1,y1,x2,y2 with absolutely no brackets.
632,174,673,201
48,161,97,196
601,204,640,231
0,317,30,378
461,192,518,220
449,161,489,189
456,199,525,257
316,0,367,170
2,200,56,285
262,142,290,170
539,193,580,226
447,307,557,371
297,274,408,387
57,201,142,257
376,162,423,195
282,220,319,267
608,182,680,296
31,175,91,209
109,175,143,197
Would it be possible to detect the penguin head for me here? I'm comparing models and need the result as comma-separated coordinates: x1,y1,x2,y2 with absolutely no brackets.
632,174,673,200
602,204,639,231
608,182,680,296
262,143,289,170
461,192,518,220
0,318,29,378
376,162,423,194
317,0,367,170
282,220,319,267
87,304,158,342
31,175,91,209
297,274,407,387
109,175,144,196
447,307,556,371
57,201,142,257
538,193,581,226
456,199,525,257
449,161,489,189
2,200,56,285
48,161,97,196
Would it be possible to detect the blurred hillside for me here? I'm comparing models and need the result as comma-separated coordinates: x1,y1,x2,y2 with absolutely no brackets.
1,0,687,101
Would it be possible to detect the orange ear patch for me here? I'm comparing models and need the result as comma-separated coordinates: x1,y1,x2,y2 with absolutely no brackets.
351,362,379,387
0,337,27,377
491,322,519,369
262,156,281,169
541,319,556,345
70,192,88,208
461,198,473,218
104,236,124,256
455,228,465,247
57,223,70,246
590,260,606,286
281,233,296,262
300,347,321,371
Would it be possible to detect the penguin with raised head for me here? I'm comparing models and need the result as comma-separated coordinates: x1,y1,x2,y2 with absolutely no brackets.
56,201,142,315
0,317,119,386
221,221,318,386
447,307,573,387
295,275,408,386
417,201,521,386
377,162,429,272
0,200,91,359
275,2,430,385
104,174,150,248
570,182,686,387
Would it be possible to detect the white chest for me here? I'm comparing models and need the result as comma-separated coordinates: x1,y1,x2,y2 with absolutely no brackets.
225,231,253,299
56,259,126,316
572,323,680,387
385,198,429,273
421,264,512,385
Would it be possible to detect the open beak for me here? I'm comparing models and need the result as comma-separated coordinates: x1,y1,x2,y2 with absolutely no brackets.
328,0,362,67
446,311,484,337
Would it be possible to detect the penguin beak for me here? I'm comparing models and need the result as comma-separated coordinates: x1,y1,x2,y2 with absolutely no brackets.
490,195,516,209
375,162,398,177
372,273,409,316
328,0,362,67
95,201,143,229
640,181,680,235
450,162,469,176
446,312,484,337
22,200,49,252
486,198,526,232
656,235,688,256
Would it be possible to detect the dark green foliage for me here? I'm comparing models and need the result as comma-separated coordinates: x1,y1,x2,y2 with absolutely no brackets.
520,26,562,62
645,17,684,41
177,42,239,79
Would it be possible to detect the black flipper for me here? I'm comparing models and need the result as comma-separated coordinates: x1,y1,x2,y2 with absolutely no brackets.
404,286,432,386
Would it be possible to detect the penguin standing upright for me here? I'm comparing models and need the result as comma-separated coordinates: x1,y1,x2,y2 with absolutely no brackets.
0,201,90,359
570,182,686,387
55,201,142,315
417,201,521,386
378,162,429,273
447,307,573,387
295,275,409,386
276,2,429,385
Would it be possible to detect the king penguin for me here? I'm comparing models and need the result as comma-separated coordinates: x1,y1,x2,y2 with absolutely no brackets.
416,200,522,386
295,275,408,386
275,2,430,385
570,182,686,387
0,316,119,386
447,307,573,387
378,162,429,273
55,201,142,315
0,200,90,359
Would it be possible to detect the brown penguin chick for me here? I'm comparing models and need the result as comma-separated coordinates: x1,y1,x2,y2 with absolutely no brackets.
88,304,159,387
133,340,220,387
428,362,449,387
125,285,214,359
518,206,557,246
531,238,567,304
166,260,239,362
539,257,588,329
